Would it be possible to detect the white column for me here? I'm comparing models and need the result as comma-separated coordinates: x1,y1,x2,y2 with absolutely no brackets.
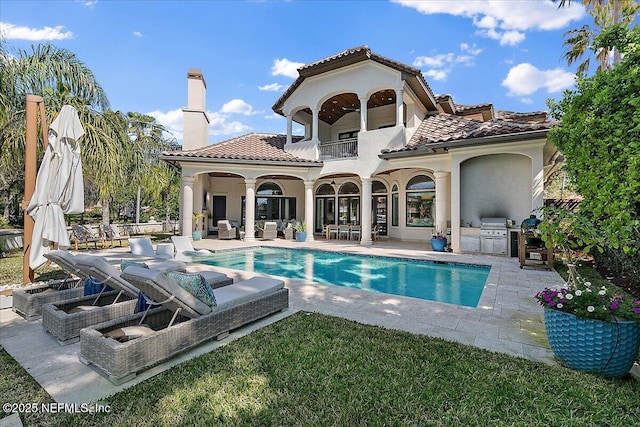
396,88,404,127
359,97,368,132
181,176,194,236
286,115,293,145
450,161,461,252
531,151,544,213
312,108,319,142
304,180,315,242
434,171,451,236
244,179,256,242
360,177,373,246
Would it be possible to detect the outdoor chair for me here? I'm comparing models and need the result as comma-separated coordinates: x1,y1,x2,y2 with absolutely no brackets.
128,237,172,259
217,220,237,240
284,224,294,240
327,224,339,239
338,224,350,240
41,254,189,345
79,266,289,384
101,224,128,247
12,250,86,320
259,221,278,240
171,235,213,256
349,225,361,241
72,224,105,250
371,225,379,241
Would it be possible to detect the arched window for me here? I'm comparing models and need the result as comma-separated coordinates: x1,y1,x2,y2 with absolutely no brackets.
339,182,359,194
315,184,335,195
406,175,435,227
257,182,283,195
391,184,399,227
372,180,387,194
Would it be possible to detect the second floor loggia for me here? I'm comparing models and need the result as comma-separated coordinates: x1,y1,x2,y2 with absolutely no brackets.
281,88,419,161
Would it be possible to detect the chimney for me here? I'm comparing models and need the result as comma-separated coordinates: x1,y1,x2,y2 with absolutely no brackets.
182,68,210,150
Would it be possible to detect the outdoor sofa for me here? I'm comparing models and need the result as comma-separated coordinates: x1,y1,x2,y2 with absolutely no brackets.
79,266,289,384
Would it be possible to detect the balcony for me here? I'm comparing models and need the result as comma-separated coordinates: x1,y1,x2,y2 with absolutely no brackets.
319,138,358,160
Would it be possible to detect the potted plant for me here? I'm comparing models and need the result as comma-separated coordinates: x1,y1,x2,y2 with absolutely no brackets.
534,206,640,378
430,227,447,252
293,220,307,242
192,212,204,241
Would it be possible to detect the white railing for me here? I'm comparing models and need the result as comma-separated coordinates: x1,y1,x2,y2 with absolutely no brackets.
319,138,358,160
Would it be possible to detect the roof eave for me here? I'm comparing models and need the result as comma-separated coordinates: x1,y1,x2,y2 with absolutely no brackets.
379,129,550,159
159,154,323,167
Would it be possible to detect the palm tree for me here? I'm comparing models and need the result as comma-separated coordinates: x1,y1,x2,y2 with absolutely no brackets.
556,0,637,70
0,43,138,227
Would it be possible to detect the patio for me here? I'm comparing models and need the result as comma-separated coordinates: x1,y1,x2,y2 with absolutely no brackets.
1,237,572,405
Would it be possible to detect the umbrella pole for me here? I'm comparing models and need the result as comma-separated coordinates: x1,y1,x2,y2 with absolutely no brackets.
22,95,47,284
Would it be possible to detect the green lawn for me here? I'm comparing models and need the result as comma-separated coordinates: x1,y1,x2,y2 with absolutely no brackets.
1,312,639,426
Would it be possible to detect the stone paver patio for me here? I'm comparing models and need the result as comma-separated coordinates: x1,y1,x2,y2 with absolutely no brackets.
1,236,571,406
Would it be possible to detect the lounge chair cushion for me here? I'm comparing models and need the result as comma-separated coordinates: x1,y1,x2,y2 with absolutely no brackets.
166,271,217,307
121,260,149,271
104,325,155,342
121,267,211,317
213,277,284,310
74,255,139,298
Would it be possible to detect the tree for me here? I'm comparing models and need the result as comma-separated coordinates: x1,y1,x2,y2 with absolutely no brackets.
556,0,638,71
547,25,640,254
563,0,639,74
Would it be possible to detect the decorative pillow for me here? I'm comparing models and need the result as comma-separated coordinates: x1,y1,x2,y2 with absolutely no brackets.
121,260,149,271
166,271,217,307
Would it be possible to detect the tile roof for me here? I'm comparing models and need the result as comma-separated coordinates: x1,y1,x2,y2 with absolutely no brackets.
382,114,555,154
162,133,321,164
495,110,548,123
273,46,436,115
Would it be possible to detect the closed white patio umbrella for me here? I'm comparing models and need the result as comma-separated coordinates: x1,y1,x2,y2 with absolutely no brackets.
27,105,85,269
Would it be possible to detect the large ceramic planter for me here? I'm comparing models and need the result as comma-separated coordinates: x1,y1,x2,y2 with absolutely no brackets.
544,308,640,378
430,238,447,252
192,231,202,241
295,232,307,242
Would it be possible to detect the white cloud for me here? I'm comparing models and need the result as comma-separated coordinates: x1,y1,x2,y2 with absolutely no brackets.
520,98,534,105
392,0,585,46
424,69,449,81
264,113,283,120
133,31,142,37
82,1,98,6
502,63,575,96
413,43,482,81
259,83,284,92
0,22,74,40
271,58,304,78
146,108,252,142
220,99,262,116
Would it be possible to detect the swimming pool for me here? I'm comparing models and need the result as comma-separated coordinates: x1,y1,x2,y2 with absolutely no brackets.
194,247,490,307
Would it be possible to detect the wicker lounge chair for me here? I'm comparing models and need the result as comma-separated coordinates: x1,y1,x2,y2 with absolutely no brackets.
79,267,289,384
171,235,212,256
12,250,85,320
128,237,172,259
40,255,186,345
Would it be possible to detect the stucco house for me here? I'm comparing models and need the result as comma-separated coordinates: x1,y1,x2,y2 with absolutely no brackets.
162,46,561,254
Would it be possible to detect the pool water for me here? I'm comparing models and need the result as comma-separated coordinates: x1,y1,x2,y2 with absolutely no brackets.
196,247,489,307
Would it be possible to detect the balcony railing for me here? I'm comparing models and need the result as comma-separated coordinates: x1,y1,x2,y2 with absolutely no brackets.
318,138,358,160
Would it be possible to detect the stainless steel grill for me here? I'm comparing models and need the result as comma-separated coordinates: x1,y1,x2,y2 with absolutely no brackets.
480,217,507,255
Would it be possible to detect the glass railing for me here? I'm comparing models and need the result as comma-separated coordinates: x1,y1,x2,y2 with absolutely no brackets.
318,137,358,160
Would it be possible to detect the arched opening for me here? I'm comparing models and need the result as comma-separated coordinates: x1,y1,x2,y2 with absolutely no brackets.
406,175,435,227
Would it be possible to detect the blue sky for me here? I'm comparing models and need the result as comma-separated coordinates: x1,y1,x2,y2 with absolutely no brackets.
2,0,593,144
